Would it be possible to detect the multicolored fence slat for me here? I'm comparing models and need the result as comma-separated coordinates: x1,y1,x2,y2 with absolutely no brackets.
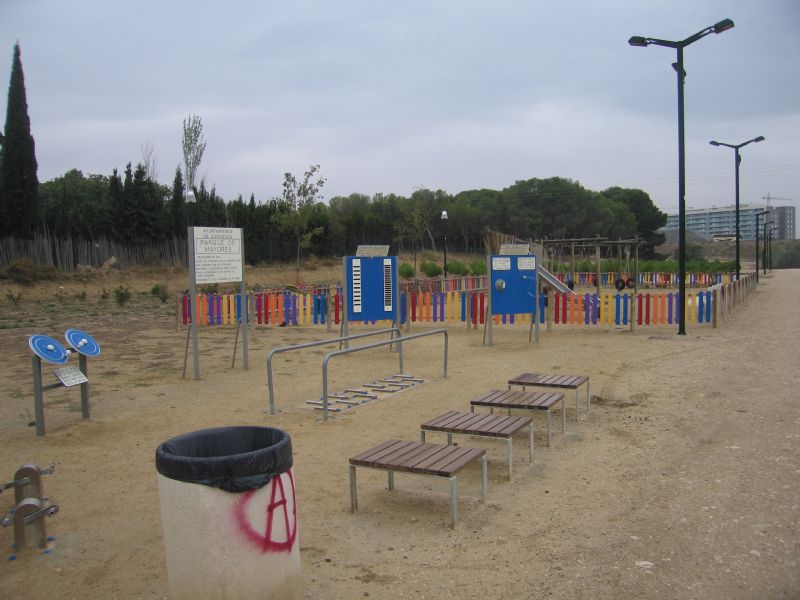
179,288,720,328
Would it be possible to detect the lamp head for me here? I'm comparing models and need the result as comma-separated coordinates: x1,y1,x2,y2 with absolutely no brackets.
709,141,721,146
441,210,448,220
186,190,196,204
713,18,734,34
628,36,649,47
754,136,765,143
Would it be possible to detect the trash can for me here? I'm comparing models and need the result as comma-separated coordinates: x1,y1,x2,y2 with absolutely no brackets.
155,426,300,600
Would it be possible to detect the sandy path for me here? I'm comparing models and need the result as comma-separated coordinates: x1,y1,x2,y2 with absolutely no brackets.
0,271,797,599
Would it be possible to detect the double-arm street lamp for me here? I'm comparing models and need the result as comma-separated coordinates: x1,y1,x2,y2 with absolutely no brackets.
629,18,734,335
754,210,769,283
709,136,765,280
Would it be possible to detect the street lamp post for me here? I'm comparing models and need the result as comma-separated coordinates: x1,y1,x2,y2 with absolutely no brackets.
629,18,734,335
763,221,774,275
709,136,765,280
441,210,448,286
754,210,769,283
769,226,777,271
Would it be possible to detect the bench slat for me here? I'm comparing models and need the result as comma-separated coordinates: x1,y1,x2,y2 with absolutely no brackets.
417,446,484,476
350,439,418,467
508,372,589,389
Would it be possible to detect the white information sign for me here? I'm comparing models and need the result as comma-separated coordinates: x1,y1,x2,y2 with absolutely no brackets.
492,256,511,271
193,227,243,284
518,256,537,270
53,365,88,387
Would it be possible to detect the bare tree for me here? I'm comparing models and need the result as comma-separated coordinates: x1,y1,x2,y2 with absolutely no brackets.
182,114,206,190
140,140,159,182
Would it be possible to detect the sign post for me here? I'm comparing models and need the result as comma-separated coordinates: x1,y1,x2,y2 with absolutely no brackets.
187,226,248,380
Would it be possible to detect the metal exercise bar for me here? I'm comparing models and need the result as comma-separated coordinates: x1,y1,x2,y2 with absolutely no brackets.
321,328,448,422
266,328,402,414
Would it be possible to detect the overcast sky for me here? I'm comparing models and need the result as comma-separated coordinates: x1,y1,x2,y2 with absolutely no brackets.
1,0,798,218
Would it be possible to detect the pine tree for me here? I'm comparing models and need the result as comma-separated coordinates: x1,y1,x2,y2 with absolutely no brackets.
0,44,39,237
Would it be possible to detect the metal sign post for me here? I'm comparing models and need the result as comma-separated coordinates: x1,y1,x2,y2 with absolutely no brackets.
185,226,248,379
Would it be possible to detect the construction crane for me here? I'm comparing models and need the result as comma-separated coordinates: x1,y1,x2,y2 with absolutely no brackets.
762,193,793,207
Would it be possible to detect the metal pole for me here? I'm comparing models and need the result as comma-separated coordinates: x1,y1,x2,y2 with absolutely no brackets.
188,227,201,379
32,356,45,436
79,353,90,419
755,214,761,283
676,45,687,335
734,147,741,280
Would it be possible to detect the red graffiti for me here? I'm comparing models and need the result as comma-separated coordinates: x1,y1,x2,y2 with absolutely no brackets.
233,470,298,553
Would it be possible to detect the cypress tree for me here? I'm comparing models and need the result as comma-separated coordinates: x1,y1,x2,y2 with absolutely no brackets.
0,43,39,237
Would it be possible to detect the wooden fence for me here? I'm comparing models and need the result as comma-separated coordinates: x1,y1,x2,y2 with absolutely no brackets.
0,234,187,271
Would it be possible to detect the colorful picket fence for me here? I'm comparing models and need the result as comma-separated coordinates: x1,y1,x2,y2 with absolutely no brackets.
178,288,716,328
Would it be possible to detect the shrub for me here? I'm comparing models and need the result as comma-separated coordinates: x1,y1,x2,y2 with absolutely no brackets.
469,259,487,276
398,263,415,279
3,259,58,285
445,259,468,276
100,288,110,300
420,260,442,277
114,285,132,305
151,283,170,303
4,289,23,306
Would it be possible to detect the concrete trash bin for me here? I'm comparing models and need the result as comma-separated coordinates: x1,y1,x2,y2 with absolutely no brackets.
155,426,300,600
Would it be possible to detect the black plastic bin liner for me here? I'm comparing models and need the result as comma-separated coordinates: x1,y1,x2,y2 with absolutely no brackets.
156,426,292,493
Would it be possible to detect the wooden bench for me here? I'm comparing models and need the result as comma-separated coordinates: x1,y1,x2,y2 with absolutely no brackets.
349,439,488,527
420,411,533,480
507,373,590,420
470,389,565,447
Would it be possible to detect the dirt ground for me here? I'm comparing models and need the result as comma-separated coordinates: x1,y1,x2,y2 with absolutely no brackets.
0,266,798,600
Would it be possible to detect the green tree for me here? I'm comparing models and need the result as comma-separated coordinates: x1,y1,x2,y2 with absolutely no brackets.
167,166,186,237
274,164,326,280
182,114,206,191
599,187,667,257
0,44,39,237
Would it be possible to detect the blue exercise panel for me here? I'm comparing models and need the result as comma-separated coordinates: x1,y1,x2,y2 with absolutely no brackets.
65,329,101,357
346,256,397,322
490,254,538,316
28,334,69,364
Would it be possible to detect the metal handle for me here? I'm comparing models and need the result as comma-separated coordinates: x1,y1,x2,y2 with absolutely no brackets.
23,504,59,525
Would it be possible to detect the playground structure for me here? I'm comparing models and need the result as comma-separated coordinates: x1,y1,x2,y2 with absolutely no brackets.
1,463,59,558
27,329,101,436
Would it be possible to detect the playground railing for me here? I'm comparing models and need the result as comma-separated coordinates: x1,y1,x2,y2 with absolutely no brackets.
176,272,753,331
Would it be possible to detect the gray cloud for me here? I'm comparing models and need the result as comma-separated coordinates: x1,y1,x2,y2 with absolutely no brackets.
1,0,797,219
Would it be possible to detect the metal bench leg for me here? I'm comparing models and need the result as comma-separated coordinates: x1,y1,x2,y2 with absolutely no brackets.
586,381,591,413
420,430,426,443
449,476,458,528
575,388,580,421
507,438,513,480
481,455,488,501
447,432,453,446
388,470,395,491
561,397,567,433
349,465,358,512
529,422,534,461
546,409,552,447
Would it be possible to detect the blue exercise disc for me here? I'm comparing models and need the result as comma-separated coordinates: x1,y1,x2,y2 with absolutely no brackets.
29,335,69,364
65,329,101,357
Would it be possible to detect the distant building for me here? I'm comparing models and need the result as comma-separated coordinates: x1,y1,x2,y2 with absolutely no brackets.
662,204,796,240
